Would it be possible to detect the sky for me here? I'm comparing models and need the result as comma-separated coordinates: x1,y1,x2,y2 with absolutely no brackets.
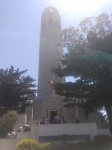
0,0,112,84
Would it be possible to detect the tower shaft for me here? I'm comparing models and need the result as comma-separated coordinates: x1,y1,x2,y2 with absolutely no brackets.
38,7,63,97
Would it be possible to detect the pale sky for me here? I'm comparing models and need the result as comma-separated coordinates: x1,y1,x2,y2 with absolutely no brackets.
0,0,112,84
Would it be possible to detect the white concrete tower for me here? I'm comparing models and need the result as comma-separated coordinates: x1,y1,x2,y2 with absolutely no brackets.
38,6,63,97
26,7,84,122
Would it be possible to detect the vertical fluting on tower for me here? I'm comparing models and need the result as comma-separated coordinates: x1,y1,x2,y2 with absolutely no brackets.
38,6,63,97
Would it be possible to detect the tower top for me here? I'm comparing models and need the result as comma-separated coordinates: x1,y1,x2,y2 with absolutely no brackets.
42,6,60,17
41,6,61,31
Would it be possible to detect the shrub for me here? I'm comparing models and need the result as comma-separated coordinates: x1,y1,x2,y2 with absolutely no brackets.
16,138,52,150
39,143,52,150
16,139,39,150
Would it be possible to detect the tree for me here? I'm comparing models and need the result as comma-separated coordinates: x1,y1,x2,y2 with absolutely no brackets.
0,110,18,138
0,66,37,116
52,13,112,133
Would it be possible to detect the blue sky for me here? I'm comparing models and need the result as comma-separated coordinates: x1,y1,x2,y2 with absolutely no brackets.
0,0,112,84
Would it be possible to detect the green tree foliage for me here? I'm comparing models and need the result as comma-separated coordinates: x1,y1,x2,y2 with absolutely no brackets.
52,13,112,133
0,66,37,116
0,110,18,138
16,139,52,150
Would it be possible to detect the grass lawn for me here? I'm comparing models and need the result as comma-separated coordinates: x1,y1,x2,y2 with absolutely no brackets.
51,135,112,150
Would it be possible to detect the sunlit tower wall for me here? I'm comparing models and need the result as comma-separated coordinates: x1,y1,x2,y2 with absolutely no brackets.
38,6,64,97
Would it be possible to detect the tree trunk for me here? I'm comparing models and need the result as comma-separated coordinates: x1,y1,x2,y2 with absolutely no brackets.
105,104,112,134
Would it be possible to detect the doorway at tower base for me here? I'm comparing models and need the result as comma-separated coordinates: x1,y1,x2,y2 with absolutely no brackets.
25,96,107,129
25,96,85,123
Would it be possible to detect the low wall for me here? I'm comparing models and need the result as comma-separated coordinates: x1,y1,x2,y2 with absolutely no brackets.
97,129,110,135
0,139,16,150
0,132,31,150
37,123,97,141
0,123,110,150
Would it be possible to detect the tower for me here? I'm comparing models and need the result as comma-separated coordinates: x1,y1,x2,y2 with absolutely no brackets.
27,7,77,122
38,6,63,97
